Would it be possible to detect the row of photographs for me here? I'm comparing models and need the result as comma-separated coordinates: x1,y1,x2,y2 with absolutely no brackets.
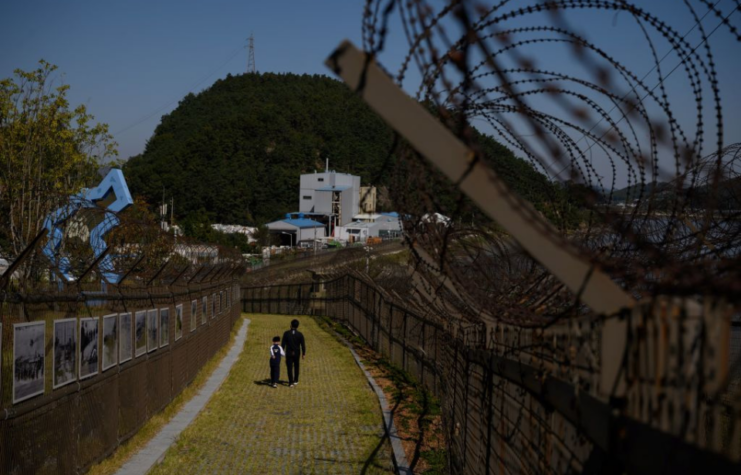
10,289,233,405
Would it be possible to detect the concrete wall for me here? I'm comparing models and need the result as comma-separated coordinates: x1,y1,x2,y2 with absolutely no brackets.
299,172,360,215
299,189,315,212
359,186,377,214
340,189,356,226
315,191,332,215
297,226,326,242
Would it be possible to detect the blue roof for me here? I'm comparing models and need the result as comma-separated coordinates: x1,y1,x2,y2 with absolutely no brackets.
316,185,351,192
283,218,324,229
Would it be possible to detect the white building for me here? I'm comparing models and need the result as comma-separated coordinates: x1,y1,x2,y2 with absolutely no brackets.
299,170,360,226
265,217,327,245
335,213,402,242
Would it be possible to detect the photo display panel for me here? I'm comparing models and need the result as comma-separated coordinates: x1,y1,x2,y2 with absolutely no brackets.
119,312,133,363
53,318,77,389
79,317,99,380
13,321,46,404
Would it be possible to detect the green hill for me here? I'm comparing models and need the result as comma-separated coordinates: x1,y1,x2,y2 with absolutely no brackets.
124,72,562,227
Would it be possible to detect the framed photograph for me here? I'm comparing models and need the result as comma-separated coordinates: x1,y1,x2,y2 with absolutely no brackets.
211,294,216,318
119,312,133,363
102,314,118,372
79,317,99,380
190,300,197,332
175,304,183,341
159,307,169,348
202,296,208,324
135,310,147,357
53,318,77,389
147,309,158,353
13,321,45,404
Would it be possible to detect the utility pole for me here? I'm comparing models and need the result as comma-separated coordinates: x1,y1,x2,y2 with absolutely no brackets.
365,244,372,274
247,33,256,74
161,186,167,231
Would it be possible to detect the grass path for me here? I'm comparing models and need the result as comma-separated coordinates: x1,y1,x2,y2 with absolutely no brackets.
150,314,394,475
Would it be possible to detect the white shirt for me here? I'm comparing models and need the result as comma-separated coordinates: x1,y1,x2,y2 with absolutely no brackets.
270,345,286,357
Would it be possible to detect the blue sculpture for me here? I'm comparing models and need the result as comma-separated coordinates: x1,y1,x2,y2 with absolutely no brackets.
41,169,134,284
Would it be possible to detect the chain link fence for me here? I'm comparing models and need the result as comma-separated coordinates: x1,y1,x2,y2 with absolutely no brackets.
241,271,740,474
0,277,241,474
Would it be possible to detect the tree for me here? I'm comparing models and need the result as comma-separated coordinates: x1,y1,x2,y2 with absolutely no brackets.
0,60,117,259
124,72,563,228
251,225,277,248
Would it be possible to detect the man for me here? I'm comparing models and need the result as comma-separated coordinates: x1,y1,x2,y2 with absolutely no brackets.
281,319,306,387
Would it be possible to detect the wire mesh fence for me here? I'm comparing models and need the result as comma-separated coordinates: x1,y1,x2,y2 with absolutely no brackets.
0,188,246,474
241,271,740,474
310,2,741,472
0,278,241,474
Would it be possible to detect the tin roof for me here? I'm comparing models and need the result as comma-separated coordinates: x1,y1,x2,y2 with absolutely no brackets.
268,218,325,229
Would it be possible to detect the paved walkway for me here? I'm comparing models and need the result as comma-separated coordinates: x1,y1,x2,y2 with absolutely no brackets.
150,314,394,474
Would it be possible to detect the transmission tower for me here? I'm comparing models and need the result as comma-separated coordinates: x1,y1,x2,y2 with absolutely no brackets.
247,34,256,74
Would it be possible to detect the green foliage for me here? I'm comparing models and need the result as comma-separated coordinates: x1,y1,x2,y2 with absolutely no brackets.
125,73,394,226
420,450,448,474
179,209,257,253
124,73,566,230
0,60,117,258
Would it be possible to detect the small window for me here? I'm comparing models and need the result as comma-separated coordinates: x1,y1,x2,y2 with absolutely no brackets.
303,195,312,200
317,178,324,182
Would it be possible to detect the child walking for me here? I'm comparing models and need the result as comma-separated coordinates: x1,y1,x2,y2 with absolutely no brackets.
269,336,285,388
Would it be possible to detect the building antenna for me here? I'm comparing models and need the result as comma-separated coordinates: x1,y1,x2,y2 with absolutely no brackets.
247,33,256,74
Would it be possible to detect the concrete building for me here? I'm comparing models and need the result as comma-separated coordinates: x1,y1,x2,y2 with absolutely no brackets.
299,171,360,226
359,186,377,214
265,217,327,246
335,214,402,243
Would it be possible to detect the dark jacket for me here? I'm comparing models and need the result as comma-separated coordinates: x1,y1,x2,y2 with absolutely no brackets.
270,344,283,366
281,329,306,357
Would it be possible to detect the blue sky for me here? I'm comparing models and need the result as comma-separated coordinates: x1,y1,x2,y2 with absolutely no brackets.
1,0,369,159
1,0,739,187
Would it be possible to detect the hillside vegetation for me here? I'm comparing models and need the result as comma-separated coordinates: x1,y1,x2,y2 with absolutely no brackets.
124,72,566,227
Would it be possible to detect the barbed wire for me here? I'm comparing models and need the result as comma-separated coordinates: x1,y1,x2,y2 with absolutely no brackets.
0,195,244,296
353,3,741,470
357,0,741,323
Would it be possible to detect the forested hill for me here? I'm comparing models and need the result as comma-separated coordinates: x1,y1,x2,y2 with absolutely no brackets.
124,72,557,226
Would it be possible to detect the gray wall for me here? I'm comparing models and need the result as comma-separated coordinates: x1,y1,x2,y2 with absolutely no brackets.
315,191,332,215
298,172,360,216
297,226,326,242
340,189,355,226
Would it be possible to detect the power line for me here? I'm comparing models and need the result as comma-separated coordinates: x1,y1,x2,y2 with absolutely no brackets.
553,2,735,178
572,0,724,148
114,44,245,137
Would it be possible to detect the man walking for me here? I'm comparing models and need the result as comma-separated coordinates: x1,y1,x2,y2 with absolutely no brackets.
282,319,306,387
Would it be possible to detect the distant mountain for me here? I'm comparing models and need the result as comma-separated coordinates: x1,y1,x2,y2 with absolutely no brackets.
123,72,561,227
609,182,671,203
609,178,741,210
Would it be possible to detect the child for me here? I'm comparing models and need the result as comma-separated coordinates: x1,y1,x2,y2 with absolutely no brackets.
269,336,285,388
